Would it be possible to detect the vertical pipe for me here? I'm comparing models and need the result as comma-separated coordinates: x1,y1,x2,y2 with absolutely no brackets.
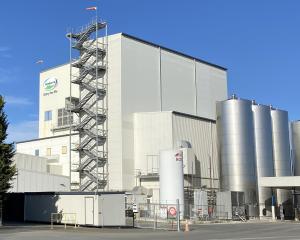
158,47,162,111
95,11,99,194
69,30,72,191
105,23,109,191
194,59,197,116
176,198,180,232
210,122,213,190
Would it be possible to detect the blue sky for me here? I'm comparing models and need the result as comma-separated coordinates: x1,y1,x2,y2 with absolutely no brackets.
1,0,300,142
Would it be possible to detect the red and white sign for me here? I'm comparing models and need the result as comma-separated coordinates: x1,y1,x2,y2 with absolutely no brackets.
168,207,177,216
175,150,183,161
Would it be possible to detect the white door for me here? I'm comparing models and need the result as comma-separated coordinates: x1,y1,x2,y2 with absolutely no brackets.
85,197,94,225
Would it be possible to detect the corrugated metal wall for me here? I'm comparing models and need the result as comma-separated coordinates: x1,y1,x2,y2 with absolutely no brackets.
172,113,219,189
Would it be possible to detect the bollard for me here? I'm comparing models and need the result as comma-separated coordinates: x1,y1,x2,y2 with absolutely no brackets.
184,220,190,232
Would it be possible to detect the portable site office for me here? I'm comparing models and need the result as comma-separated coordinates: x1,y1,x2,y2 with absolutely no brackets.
23,192,126,227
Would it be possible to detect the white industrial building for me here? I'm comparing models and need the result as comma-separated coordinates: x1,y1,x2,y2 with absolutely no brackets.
16,32,227,202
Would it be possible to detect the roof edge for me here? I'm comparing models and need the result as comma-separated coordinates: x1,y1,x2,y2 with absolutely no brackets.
121,32,227,71
16,133,78,144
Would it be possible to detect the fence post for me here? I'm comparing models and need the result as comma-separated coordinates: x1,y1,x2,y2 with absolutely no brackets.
176,199,180,232
153,205,157,230
0,199,2,227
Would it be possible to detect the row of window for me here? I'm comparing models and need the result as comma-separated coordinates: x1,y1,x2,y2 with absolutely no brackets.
44,108,73,126
34,146,68,156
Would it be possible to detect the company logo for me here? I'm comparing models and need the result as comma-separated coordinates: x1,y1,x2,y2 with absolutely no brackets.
43,77,58,96
44,77,58,92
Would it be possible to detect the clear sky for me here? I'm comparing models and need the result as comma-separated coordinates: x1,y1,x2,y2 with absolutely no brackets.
1,0,300,142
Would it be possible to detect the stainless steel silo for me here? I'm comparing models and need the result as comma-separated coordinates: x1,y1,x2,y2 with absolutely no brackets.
270,108,292,206
217,97,257,216
291,121,300,176
291,120,300,208
252,103,274,217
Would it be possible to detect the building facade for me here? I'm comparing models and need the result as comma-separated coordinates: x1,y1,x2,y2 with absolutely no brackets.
16,33,228,194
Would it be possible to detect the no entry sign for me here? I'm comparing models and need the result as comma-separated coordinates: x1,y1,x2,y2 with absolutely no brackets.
169,207,177,216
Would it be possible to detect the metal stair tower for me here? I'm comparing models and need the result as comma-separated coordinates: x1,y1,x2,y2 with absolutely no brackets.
67,19,108,192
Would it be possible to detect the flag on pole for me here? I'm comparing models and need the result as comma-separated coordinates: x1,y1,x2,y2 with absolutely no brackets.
86,6,97,10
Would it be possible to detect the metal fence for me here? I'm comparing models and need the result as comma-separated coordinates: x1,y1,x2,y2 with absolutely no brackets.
134,203,229,230
0,200,2,226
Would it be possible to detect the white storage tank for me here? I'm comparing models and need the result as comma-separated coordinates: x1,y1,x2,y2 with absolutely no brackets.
159,149,184,216
270,108,292,206
252,102,274,217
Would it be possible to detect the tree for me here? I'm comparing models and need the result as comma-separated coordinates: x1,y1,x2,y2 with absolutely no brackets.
0,95,16,193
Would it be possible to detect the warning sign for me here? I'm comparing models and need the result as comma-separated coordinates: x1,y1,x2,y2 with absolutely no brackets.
175,150,183,161
168,207,177,217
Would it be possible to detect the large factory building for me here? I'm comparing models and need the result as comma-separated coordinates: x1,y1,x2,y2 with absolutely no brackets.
16,30,227,202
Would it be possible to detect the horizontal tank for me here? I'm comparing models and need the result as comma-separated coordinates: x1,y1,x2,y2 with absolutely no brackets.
270,108,292,206
252,103,274,217
159,149,184,216
217,97,257,213
291,121,300,176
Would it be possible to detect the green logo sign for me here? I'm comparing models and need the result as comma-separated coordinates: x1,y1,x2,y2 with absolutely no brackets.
44,77,58,92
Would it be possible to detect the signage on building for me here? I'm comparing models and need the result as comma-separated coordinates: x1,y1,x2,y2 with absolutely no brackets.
175,150,183,161
43,77,58,96
132,203,138,213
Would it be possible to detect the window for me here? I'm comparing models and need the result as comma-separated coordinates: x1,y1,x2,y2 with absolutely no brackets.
46,148,51,156
57,108,73,127
61,146,67,154
34,149,39,156
44,110,52,121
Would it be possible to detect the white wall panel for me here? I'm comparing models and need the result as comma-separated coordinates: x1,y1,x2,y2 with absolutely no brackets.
161,50,195,115
121,36,161,190
121,37,161,114
106,34,123,190
10,169,70,192
134,112,173,175
196,63,228,119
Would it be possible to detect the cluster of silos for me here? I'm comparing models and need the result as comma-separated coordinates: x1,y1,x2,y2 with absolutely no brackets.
217,95,292,218
291,121,300,205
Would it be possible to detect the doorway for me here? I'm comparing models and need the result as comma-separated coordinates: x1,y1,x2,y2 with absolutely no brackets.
85,197,94,225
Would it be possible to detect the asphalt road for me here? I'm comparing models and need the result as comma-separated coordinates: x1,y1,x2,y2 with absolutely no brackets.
1,222,300,240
